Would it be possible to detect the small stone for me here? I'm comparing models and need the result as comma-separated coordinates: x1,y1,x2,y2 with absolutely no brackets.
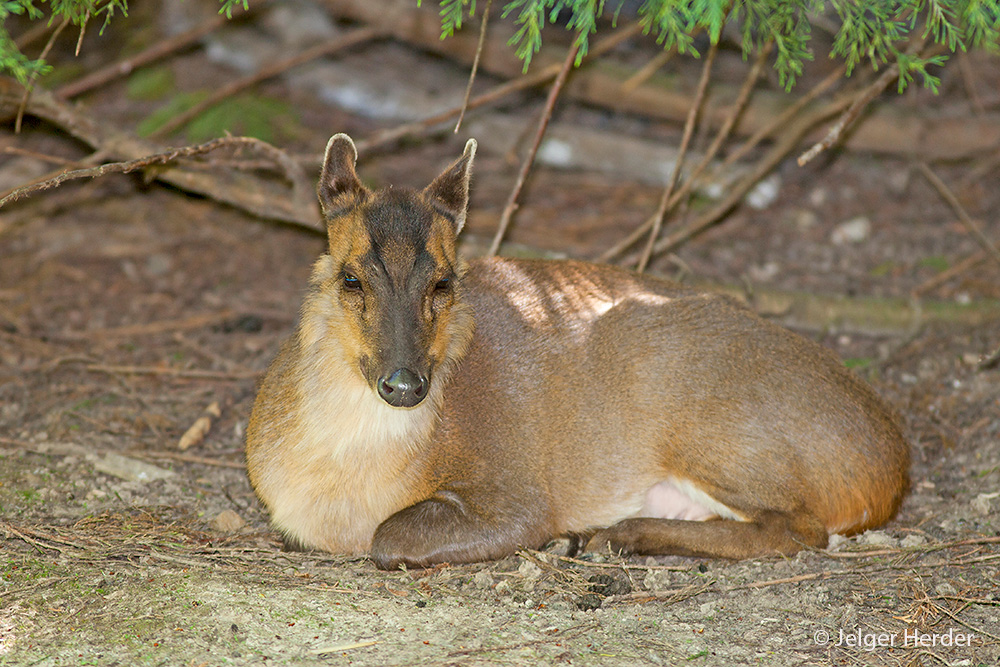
212,509,246,533
643,569,673,591
575,593,602,611
90,453,174,483
830,216,871,245
517,560,543,580
790,209,819,231
745,174,781,210
588,573,631,597
472,570,495,590
935,582,957,597
827,534,848,550
971,493,998,516
900,535,927,548
857,530,896,547
748,261,779,282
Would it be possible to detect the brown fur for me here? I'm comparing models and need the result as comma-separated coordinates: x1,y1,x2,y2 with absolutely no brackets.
245,135,910,569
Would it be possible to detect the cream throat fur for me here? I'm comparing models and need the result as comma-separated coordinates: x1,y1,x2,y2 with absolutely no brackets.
263,256,443,553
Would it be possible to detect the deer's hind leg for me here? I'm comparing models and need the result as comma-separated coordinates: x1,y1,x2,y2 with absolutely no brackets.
585,511,828,560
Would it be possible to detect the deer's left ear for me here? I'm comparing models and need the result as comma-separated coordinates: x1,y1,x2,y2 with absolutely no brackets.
318,133,368,216
423,138,476,234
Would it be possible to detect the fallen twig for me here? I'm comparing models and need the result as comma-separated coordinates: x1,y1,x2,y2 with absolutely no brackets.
797,59,903,166
57,4,257,99
151,26,383,139
602,580,714,606
600,43,807,264
86,364,259,380
487,42,580,257
454,0,493,132
16,15,71,133
645,95,853,259
178,401,222,451
0,136,279,209
917,162,1000,268
354,24,642,156
325,0,1000,160
135,450,245,470
911,250,989,297
446,623,597,657
0,80,322,230
637,42,717,273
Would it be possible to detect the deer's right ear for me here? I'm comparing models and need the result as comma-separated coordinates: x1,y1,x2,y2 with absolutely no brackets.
318,134,367,215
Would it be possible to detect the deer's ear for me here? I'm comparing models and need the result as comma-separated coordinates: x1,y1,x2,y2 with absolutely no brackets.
318,133,367,216
423,138,476,234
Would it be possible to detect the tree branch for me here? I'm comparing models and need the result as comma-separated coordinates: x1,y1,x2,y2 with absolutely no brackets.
487,42,579,257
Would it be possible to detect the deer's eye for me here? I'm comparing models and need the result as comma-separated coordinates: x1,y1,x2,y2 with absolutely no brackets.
434,277,451,293
342,273,362,292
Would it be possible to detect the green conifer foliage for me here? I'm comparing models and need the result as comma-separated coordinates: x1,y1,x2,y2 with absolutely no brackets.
429,0,1000,91
1,0,244,84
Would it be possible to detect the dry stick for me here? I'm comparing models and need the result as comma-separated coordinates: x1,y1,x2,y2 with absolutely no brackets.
355,24,643,155
621,48,675,93
136,451,245,470
0,136,273,209
917,162,1000,268
487,42,580,257
74,11,89,56
637,42,718,273
14,18,55,50
650,95,854,259
957,51,987,116
152,26,383,139
86,364,259,380
15,15,71,133
912,250,988,296
722,63,847,170
797,61,902,167
454,0,493,132
601,42,775,264
56,7,254,99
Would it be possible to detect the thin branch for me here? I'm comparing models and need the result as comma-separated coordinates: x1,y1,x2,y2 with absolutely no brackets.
455,0,493,133
56,5,256,99
151,26,383,139
0,136,282,209
912,250,988,297
355,24,642,155
723,63,846,169
601,42,775,264
1,81,321,230
621,48,675,93
649,95,854,258
917,162,1000,268
1,146,74,165
797,61,902,166
134,451,246,470
16,15,71,133
487,42,579,257
87,364,259,380
637,42,718,273
957,51,986,116
74,11,89,56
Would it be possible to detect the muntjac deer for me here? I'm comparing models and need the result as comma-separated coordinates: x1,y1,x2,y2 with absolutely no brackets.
245,134,910,569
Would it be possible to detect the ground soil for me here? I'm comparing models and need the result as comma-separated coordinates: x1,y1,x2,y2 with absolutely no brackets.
1,3,999,666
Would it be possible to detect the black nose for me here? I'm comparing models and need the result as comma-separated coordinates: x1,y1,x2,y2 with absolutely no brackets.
377,368,429,408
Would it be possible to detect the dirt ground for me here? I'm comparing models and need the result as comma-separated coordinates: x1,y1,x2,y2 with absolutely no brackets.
2,2,1000,666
